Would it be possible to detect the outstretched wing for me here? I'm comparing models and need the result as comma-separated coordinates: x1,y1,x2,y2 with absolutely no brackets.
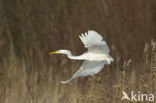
61,60,106,84
79,30,110,54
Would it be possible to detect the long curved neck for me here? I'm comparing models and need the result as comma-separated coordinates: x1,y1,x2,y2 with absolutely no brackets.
66,51,83,60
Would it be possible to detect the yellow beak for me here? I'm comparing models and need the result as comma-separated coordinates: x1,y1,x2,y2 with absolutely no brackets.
49,51,59,55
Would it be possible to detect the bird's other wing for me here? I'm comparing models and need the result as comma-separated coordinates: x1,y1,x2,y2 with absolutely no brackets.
79,30,110,54
61,60,106,84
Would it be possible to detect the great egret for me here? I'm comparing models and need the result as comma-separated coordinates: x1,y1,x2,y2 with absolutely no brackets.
49,30,124,84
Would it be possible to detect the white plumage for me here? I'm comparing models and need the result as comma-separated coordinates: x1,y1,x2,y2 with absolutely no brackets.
49,30,123,84
79,30,110,54
61,61,106,84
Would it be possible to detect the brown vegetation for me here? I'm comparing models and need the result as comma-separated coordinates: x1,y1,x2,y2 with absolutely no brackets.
0,0,156,103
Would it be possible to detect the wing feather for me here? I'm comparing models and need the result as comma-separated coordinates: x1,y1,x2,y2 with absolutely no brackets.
79,30,110,54
61,60,106,84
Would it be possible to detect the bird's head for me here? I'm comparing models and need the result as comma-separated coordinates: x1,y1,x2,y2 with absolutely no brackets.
49,49,70,55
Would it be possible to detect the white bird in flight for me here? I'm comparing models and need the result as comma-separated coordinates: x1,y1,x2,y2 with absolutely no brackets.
49,30,124,84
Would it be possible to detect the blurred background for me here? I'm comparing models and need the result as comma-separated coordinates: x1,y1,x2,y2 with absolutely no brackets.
0,0,156,103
